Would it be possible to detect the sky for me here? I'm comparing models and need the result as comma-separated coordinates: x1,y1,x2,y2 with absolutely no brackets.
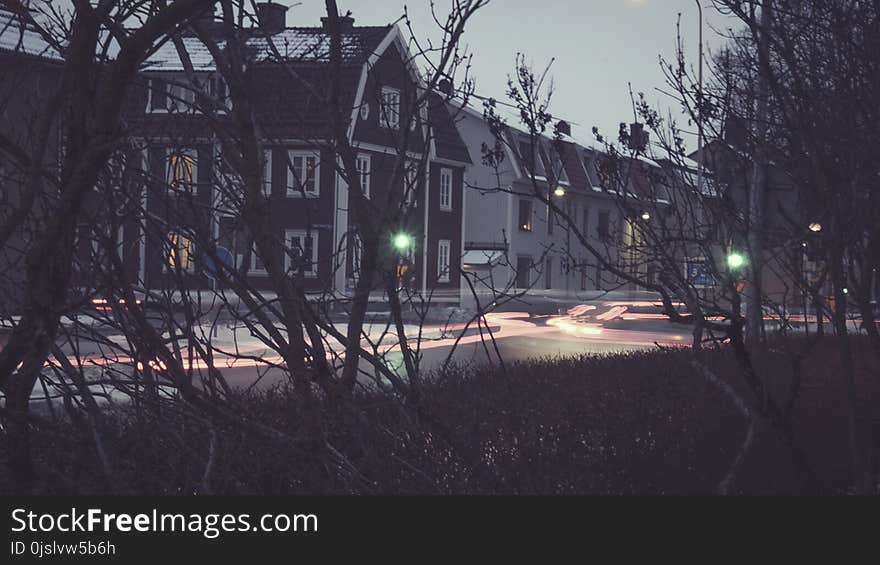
282,0,739,149
39,0,738,148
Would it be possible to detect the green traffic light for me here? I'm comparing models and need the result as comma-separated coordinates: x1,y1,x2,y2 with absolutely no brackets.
727,252,746,270
392,232,413,251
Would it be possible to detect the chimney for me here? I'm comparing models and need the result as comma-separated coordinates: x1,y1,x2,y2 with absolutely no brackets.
437,78,453,96
556,120,571,137
256,2,288,35
628,122,649,152
321,15,355,33
186,6,217,37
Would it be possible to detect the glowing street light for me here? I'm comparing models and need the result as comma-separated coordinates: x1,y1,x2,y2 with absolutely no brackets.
392,232,413,252
554,187,566,197
808,222,823,233
641,212,651,221
727,251,747,270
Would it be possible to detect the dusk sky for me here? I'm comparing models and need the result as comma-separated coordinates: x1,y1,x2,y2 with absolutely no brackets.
284,0,739,149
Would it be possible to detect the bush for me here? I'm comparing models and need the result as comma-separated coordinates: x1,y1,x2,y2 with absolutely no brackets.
1,337,877,494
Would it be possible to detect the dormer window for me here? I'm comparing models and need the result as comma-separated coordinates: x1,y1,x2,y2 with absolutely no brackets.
517,139,546,178
208,75,231,112
380,87,401,129
147,76,196,113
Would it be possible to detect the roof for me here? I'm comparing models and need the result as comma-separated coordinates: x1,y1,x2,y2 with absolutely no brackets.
144,26,392,71
0,8,63,61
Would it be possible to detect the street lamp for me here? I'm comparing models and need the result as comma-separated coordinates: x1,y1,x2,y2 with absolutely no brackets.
641,211,651,221
808,222,823,233
727,251,746,270
554,186,566,197
392,232,413,252
695,0,704,193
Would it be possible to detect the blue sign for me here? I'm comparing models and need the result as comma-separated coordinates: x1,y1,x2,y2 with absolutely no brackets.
203,246,234,279
686,259,714,288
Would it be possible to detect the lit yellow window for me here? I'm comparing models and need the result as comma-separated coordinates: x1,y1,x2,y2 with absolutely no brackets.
168,151,196,192
167,232,195,272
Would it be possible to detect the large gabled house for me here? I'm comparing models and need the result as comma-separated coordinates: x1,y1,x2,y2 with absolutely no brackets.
125,3,472,302
0,4,473,315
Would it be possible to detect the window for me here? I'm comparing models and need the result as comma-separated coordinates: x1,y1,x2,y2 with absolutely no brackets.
582,207,590,237
515,256,531,289
287,151,320,197
167,231,195,273
583,155,600,188
167,149,197,193
359,102,370,121
548,201,555,235
518,199,533,232
545,257,553,289
167,80,196,113
598,210,611,239
147,77,167,112
250,243,267,275
519,141,535,174
404,162,419,206
437,239,451,283
545,148,569,184
380,87,401,129
208,75,231,111
263,150,272,197
356,154,371,198
350,233,363,280
285,230,318,277
439,168,453,211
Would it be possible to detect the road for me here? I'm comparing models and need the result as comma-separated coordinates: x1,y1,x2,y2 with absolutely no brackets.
213,301,693,389
30,299,796,397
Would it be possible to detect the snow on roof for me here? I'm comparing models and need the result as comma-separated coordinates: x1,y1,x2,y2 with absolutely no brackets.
144,26,390,71
0,9,63,61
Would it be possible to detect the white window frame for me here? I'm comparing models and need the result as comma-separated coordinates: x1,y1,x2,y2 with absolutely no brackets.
285,230,318,278
380,86,401,130
166,79,196,113
439,167,453,211
166,148,198,195
404,161,419,207
437,239,451,283
249,243,268,276
209,75,231,113
147,77,168,114
350,233,363,282
262,149,273,197
356,154,371,199
286,150,320,198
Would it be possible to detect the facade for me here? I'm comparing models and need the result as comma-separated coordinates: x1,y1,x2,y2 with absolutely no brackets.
124,6,472,303
0,5,473,312
457,104,660,306
0,9,64,316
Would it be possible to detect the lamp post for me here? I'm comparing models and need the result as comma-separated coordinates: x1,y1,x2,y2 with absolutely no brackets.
694,0,704,193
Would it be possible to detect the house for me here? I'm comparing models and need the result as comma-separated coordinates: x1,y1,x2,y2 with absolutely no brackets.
456,100,664,307
0,8,64,317
0,4,474,314
121,4,472,304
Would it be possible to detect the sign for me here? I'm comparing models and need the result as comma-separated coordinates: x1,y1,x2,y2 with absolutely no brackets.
203,246,234,279
685,258,714,288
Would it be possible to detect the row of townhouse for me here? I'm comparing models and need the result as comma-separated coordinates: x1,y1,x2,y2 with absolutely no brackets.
6,3,815,317
456,103,669,306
